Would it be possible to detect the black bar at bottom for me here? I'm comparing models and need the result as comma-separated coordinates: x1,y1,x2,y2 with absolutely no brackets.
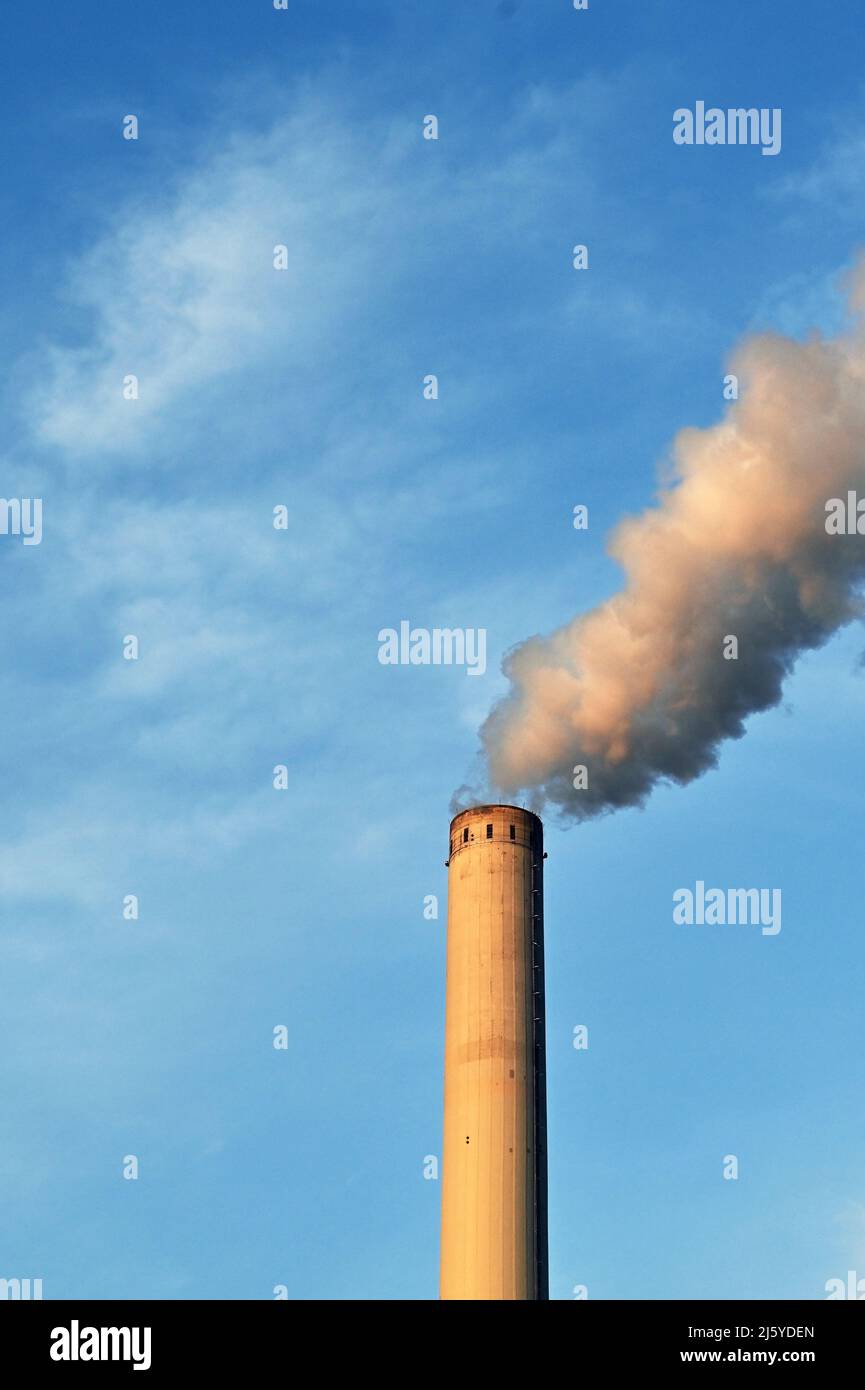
0,1298,859,1375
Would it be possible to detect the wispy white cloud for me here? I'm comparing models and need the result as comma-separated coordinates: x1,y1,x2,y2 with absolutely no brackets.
0,787,279,905
30,101,408,454
3,71,672,908
25,75,644,460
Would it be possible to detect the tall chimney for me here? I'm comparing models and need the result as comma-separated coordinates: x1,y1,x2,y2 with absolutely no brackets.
440,804,548,1300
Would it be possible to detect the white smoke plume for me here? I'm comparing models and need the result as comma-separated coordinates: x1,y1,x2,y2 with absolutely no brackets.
474,260,865,821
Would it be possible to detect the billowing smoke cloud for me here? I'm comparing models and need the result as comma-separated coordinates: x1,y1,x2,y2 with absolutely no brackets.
474,260,865,821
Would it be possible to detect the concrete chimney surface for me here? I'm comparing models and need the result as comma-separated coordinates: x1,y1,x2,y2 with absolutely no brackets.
440,804,548,1300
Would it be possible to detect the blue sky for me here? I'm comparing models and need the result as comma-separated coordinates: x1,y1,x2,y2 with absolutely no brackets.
1,0,864,1300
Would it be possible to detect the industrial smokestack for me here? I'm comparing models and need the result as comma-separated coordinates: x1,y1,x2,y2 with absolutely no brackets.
440,804,548,1301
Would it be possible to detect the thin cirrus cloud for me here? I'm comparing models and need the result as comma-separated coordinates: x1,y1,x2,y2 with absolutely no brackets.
3,75,637,905
29,102,406,455
24,77,622,460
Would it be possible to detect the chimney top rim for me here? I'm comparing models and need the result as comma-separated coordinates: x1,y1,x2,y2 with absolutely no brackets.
449,803,543,831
